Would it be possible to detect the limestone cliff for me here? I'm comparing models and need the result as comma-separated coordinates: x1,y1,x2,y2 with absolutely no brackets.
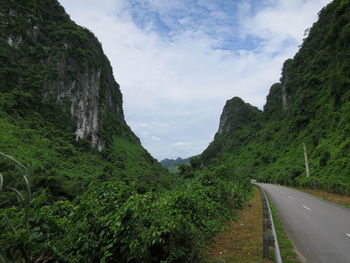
218,97,261,134
200,0,350,193
1,0,125,150
201,97,261,164
0,0,166,199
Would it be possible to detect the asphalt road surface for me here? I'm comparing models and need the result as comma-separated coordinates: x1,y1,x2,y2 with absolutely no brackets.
258,183,350,263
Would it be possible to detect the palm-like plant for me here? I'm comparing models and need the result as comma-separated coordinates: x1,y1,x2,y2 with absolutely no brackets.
0,151,32,262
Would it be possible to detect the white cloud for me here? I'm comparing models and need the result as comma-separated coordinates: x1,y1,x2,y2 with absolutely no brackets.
58,0,331,160
174,141,192,147
151,136,161,141
239,0,331,54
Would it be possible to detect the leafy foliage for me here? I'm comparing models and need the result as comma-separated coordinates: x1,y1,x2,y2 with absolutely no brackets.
201,0,350,195
0,152,34,262
1,159,251,262
0,0,166,201
0,1,253,262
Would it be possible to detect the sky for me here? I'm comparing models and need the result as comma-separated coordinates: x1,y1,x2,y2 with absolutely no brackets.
58,0,331,161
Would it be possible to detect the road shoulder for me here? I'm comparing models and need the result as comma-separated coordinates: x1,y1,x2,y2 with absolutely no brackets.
205,186,271,263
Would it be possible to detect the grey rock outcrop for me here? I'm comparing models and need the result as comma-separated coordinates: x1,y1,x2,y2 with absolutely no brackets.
1,0,125,150
218,97,261,134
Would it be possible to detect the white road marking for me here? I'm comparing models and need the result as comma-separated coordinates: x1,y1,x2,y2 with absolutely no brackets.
303,205,311,211
346,233,350,238
288,195,292,199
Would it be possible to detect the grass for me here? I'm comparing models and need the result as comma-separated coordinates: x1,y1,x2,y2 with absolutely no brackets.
268,196,301,263
205,186,273,263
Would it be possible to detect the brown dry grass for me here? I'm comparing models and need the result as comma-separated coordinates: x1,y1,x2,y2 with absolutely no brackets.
205,187,273,263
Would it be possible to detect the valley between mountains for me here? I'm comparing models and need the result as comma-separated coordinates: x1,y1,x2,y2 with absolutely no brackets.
1,0,350,262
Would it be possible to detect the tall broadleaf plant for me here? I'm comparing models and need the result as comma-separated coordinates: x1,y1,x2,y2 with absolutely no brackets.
0,152,33,262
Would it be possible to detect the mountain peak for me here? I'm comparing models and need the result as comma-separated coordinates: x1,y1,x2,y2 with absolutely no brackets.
218,97,261,134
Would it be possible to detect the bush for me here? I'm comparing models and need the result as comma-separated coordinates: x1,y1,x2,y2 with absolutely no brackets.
1,162,251,262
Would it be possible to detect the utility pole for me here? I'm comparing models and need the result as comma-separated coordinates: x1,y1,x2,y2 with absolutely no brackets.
303,142,310,178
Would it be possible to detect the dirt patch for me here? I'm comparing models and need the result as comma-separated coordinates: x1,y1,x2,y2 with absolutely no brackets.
205,187,272,263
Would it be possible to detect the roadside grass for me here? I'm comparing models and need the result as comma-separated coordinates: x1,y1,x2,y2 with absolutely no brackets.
205,186,273,263
295,187,350,209
268,197,302,263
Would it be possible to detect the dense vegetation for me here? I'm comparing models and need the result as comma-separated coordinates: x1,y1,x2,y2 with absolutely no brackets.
0,0,166,201
3,0,348,261
201,0,350,194
1,154,250,262
0,0,252,262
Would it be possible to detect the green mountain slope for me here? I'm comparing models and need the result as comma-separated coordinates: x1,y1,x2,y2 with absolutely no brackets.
160,157,191,173
0,1,251,262
0,0,166,200
201,97,262,165
201,0,350,194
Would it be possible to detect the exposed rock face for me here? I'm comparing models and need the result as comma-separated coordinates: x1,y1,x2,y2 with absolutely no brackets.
6,35,22,47
49,68,103,149
0,0,168,200
45,65,122,150
282,85,288,111
280,59,293,111
218,97,261,134
1,0,125,150
263,83,283,119
201,0,350,188
200,97,262,165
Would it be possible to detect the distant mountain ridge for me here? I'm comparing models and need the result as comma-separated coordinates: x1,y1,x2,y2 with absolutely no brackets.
160,157,191,172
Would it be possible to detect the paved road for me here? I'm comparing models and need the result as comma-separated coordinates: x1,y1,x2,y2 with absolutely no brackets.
258,183,350,263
